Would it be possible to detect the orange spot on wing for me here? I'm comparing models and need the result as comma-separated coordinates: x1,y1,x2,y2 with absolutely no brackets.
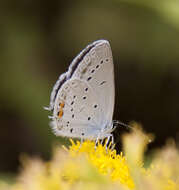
61,102,65,108
58,101,65,118
58,109,63,118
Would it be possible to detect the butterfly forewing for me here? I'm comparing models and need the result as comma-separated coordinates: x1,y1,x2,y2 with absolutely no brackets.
71,41,114,126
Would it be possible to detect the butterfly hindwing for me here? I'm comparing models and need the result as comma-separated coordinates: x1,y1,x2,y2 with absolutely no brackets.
52,78,102,139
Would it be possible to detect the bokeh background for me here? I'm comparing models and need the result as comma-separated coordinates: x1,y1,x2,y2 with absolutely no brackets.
1,0,179,178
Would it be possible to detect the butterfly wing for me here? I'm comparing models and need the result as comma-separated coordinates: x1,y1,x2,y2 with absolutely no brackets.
49,40,115,139
52,78,103,139
71,40,115,128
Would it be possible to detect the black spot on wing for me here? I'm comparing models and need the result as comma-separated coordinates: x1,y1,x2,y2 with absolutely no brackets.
87,77,92,81
100,81,106,85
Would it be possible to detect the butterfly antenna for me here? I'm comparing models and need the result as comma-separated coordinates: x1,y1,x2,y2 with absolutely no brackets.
113,120,134,131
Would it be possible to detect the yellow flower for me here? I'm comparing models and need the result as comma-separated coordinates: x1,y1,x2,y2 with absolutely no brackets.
0,124,179,190
68,139,134,189
122,123,178,190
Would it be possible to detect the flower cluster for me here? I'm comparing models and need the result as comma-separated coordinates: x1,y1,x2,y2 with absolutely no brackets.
0,124,178,190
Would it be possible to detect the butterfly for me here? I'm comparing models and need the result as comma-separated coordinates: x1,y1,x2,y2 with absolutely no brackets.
45,40,116,144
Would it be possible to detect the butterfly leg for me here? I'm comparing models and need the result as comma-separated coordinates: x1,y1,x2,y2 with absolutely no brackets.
111,134,114,144
95,138,99,150
105,135,111,150
95,133,101,149
100,138,105,145
110,134,115,150
77,139,83,150
80,138,84,145
105,134,114,150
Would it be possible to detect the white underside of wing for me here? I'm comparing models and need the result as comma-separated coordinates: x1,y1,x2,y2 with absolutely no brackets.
49,40,115,139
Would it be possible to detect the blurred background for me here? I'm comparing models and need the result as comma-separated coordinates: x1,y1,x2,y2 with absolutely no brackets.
0,0,179,178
